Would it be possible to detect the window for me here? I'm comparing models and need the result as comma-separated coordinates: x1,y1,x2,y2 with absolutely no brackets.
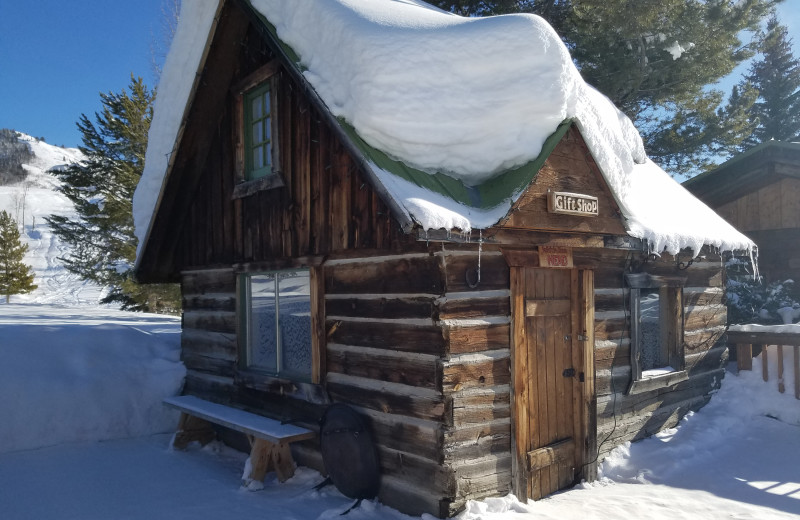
241,269,313,381
626,273,688,393
233,61,282,198
244,83,273,181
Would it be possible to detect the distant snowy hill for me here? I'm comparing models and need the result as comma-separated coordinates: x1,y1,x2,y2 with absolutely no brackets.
0,132,107,305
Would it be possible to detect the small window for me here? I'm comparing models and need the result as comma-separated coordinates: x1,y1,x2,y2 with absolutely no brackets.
244,83,273,181
232,61,283,198
241,269,312,381
627,273,687,393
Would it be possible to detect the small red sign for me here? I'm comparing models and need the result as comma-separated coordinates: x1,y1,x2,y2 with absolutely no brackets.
539,246,573,268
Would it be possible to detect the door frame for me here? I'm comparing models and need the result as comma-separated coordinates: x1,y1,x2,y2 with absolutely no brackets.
505,250,597,501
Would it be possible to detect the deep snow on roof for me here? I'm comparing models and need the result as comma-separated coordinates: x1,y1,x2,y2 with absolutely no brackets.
133,0,754,262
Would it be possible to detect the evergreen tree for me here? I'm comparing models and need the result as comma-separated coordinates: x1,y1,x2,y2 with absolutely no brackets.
742,13,800,146
46,76,180,313
0,210,36,303
431,0,780,176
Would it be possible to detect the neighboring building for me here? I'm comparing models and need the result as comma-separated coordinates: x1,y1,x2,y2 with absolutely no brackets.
685,141,800,284
133,1,754,517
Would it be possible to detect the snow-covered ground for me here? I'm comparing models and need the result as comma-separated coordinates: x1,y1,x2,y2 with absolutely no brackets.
2,131,799,518
0,306,798,520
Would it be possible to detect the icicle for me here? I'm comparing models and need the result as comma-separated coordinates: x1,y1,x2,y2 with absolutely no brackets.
465,230,483,289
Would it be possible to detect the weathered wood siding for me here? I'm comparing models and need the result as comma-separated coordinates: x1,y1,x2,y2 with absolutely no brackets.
321,246,511,517
497,126,626,237
716,176,800,232
323,252,449,516
151,9,407,277
438,248,513,516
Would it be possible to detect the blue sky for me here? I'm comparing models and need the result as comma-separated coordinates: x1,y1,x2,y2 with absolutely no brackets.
0,1,798,150
0,0,166,148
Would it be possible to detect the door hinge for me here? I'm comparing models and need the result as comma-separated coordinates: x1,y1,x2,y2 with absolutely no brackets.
562,368,576,378
577,334,588,342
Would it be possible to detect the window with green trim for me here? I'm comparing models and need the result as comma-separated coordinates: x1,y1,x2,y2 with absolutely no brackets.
241,269,312,381
244,82,274,181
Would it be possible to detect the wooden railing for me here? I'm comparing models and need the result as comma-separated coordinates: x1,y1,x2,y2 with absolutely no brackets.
728,327,800,400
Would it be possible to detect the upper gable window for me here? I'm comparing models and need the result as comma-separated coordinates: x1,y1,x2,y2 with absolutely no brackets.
245,82,274,181
233,61,282,198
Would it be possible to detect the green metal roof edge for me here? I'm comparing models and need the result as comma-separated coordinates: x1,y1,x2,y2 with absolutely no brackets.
338,119,573,210
246,1,573,210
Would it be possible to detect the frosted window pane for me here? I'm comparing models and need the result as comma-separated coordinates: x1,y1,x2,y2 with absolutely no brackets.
263,92,270,115
253,146,263,169
639,289,663,371
265,143,272,167
249,274,277,371
278,271,312,378
251,96,262,120
252,121,263,146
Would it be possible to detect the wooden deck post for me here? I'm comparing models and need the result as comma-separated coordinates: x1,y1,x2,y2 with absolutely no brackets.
795,346,800,400
759,344,768,382
777,345,785,394
736,343,753,372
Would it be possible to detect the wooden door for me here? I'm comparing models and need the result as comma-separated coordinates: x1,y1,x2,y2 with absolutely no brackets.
511,267,595,501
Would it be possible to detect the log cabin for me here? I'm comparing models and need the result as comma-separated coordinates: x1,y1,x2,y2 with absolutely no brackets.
133,0,756,516
685,141,800,284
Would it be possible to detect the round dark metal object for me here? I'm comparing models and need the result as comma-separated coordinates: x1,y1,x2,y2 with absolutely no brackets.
319,404,380,499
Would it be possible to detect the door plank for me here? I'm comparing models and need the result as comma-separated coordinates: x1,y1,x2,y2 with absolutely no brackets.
525,298,570,316
581,270,597,481
528,438,576,470
510,268,530,500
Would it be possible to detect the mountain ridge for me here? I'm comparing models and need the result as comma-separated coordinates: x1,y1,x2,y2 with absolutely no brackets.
0,131,107,305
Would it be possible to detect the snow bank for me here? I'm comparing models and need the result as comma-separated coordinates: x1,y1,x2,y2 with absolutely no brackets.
0,304,184,454
134,0,753,264
601,351,800,486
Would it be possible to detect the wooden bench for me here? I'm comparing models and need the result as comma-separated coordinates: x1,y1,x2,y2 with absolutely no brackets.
163,395,316,486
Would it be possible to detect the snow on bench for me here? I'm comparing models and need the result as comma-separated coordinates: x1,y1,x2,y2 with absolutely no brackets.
163,395,315,487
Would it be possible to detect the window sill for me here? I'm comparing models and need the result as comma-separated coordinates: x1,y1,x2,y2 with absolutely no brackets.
235,369,329,404
232,172,284,199
627,369,688,395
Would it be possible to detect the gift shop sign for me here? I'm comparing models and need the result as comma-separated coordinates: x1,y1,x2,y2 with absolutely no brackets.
547,191,598,217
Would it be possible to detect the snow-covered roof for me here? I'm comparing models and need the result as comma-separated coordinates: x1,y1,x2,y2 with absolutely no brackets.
133,0,755,264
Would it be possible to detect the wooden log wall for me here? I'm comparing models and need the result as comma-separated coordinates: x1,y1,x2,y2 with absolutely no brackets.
321,245,514,517
178,245,730,515
437,248,514,516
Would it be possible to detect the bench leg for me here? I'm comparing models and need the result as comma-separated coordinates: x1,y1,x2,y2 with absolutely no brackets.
172,413,216,449
247,437,274,483
272,442,295,483
244,437,296,488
